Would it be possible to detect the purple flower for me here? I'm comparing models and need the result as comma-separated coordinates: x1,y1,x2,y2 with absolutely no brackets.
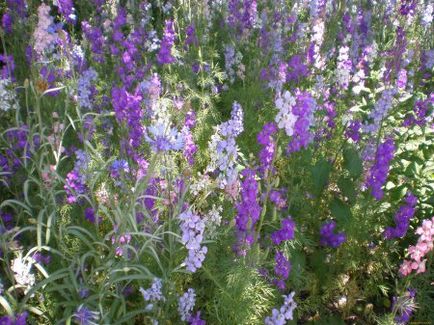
189,311,206,325
271,217,295,245
57,0,76,24
366,138,395,200
257,122,277,172
2,13,12,33
234,169,261,255
73,305,99,325
320,221,346,248
273,251,291,290
265,292,297,324
179,211,207,272
157,20,176,65
0,312,28,325
383,193,417,239
178,288,196,322
185,24,198,48
345,120,362,142
84,207,98,224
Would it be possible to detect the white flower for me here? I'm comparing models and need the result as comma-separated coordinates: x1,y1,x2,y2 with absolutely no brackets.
11,253,36,294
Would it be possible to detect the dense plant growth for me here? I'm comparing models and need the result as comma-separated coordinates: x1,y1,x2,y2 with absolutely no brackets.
0,0,433,324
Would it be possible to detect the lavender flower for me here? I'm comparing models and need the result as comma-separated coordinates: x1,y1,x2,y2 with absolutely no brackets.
336,46,352,89
0,312,28,325
178,288,196,322
320,221,346,248
1,12,12,34
366,138,395,200
383,193,417,239
73,305,99,325
264,292,297,325
363,89,396,135
179,211,207,272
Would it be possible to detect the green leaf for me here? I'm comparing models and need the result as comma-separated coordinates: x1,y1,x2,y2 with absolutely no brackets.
343,146,363,178
311,158,331,195
330,197,352,224
337,177,357,203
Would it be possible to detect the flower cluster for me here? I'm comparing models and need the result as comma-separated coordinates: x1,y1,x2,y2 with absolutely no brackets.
366,138,395,200
140,278,165,311
178,288,196,322
269,190,287,210
287,90,317,153
320,221,346,248
257,122,278,172
111,232,132,257
182,111,198,165
391,288,417,324
11,253,36,295
77,68,98,110
207,102,244,189
112,87,145,149
383,193,417,239
273,251,291,290
179,211,207,273
399,216,434,276
56,0,76,24
234,169,261,256
403,97,433,128
145,121,184,152
275,91,297,137
363,89,396,135
336,46,352,89
157,20,176,65
224,45,244,84
0,312,28,325
73,305,99,325
264,292,297,325
33,3,60,58
0,78,19,112
65,150,90,204
271,217,295,245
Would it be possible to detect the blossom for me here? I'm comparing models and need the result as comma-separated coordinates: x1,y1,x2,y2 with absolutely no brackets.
33,4,60,57
234,169,261,255
157,20,176,65
73,305,99,325
275,91,297,137
0,312,28,325
11,253,36,295
265,292,297,325
271,217,295,245
207,102,244,189
56,0,76,24
383,193,417,239
139,278,165,302
366,138,395,200
257,122,278,172
0,78,19,112
399,216,434,276
145,122,184,152
77,68,97,110
273,251,291,290
178,288,196,322
179,211,207,272
320,221,346,248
